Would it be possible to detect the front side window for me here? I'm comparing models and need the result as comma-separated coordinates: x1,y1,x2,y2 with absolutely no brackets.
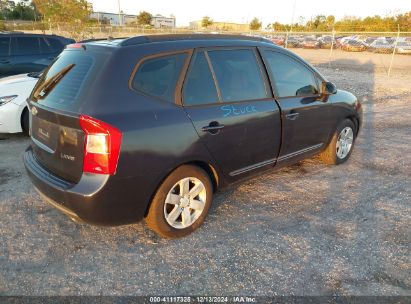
131,53,187,102
263,51,319,98
12,37,40,55
183,51,219,106
0,37,10,56
207,49,268,102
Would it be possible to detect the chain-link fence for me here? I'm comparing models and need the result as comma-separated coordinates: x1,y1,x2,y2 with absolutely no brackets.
2,21,410,76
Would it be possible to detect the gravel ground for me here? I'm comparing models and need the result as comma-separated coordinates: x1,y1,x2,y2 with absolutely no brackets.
0,53,410,296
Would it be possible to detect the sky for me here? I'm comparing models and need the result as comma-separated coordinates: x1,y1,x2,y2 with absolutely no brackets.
89,0,411,27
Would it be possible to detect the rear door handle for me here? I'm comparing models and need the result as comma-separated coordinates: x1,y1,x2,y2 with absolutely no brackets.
285,112,299,120
202,121,225,134
0,60,10,64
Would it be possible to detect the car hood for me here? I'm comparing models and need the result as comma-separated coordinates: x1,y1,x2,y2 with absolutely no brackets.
0,73,36,85
0,74,38,105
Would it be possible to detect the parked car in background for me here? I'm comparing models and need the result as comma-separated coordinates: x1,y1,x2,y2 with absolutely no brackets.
0,33,74,77
336,36,354,48
341,39,367,52
285,36,301,48
368,40,394,53
386,37,395,44
335,36,346,48
270,36,285,46
0,72,40,135
318,36,336,49
396,41,411,55
364,37,377,47
24,34,362,238
301,36,319,49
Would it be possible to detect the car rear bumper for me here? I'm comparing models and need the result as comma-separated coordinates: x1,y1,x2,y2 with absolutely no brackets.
24,146,147,225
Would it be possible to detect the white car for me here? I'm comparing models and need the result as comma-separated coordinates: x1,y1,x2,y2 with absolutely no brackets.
0,72,40,135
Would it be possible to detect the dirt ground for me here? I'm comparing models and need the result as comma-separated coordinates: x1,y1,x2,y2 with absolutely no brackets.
0,51,410,296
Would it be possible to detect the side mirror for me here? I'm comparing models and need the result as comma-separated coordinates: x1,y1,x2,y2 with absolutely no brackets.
322,81,337,95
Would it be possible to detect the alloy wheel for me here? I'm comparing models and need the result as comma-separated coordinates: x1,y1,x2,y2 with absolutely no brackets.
336,127,354,159
164,177,207,229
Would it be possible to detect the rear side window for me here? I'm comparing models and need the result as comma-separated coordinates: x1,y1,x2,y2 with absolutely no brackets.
183,52,219,106
207,49,268,102
0,37,10,56
46,38,64,53
131,53,187,102
39,38,53,54
39,37,64,54
263,51,319,97
11,37,40,55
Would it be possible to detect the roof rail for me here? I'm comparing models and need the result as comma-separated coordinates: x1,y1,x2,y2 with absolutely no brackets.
79,36,129,43
119,34,272,47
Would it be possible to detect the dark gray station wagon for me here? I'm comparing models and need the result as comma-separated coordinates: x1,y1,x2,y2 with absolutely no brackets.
24,34,363,238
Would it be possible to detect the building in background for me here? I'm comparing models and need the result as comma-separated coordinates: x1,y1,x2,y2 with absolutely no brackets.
90,12,175,28
189,20,249,32
90,12,137,26
151,15,176,29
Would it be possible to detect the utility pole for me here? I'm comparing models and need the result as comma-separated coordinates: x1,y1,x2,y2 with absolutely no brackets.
388,24,400,77
290,0,297,33
117,0,122,26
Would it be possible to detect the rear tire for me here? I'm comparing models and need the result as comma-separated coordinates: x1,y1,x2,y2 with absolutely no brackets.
319,119,356,165
21,108,29,136
145,165,213,238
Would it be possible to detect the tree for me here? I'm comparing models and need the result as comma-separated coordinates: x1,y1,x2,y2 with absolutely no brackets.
326,15,335,27
33,0,91,23
249,17,262,30
7,1,38,20
137,11,152,26
201,16,213,28
33,0,92,39
312,15,326,29
0,0,14,20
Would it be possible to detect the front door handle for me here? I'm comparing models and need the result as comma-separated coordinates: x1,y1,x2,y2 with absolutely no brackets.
285,112,299,120
202,121,225,134
0,60,10,64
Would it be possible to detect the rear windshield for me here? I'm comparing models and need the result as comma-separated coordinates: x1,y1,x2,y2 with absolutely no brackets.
32,49,108,112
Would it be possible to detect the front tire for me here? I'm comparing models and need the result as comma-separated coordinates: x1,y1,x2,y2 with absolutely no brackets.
145,165,213,238
319,119,356,165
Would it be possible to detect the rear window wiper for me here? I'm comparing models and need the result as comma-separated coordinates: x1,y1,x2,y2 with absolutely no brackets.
33,64,75,100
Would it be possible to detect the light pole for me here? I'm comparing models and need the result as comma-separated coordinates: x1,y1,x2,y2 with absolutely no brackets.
290,0,297,33
117,0,122,26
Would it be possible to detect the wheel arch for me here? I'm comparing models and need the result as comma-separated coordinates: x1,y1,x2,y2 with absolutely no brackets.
20,106,28,133
143,160,220,217
345,114,360,136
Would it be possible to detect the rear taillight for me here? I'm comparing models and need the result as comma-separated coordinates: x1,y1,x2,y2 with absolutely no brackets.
79,115,122,175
